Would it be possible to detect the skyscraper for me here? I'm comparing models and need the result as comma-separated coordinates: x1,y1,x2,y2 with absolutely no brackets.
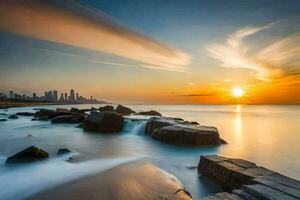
70,89,75,102
76,92,79,101
64,93,68,101
53,90,58,101
60,93,64,101
9,91,14,98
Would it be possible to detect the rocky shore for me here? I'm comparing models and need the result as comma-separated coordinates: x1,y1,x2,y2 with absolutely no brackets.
1,105,299,200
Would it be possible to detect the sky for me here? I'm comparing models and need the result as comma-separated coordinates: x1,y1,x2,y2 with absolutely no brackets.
0,0,299,104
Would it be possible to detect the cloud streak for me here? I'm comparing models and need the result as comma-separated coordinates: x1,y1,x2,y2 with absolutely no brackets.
0,0,191,72
206,22,300,79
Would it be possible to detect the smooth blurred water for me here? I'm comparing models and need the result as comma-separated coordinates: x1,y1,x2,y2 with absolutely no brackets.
0,104,299,200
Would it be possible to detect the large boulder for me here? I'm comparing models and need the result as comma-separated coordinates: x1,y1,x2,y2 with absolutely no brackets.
83,111,124,132
56,108,69,113
34,109,57,119
137,110,162,116
146,117,221,145
152,125,221,145
57,148,71,155
70,108,83,114
115,104,135,115
145,117,174,135
6,146,49,164
99,105,114,112
51,115,84,124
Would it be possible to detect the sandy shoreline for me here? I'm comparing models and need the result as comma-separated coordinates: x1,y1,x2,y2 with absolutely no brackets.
28,161,192,200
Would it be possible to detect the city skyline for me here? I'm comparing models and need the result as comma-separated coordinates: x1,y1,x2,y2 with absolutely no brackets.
1,88,101,104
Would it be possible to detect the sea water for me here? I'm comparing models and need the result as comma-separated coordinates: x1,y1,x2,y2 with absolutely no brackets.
0,104,299,200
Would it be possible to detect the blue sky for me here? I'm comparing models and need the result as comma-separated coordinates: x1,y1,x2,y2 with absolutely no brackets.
0,0,299,103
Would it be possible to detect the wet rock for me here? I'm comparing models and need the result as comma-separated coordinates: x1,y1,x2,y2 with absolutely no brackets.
99,105,114,112
56,108,69,113
57,148,71,155
31,118,38,121
51,115,84,124
27,134,33,137
145,117,174,135
152,125,221,145
8,115,18,119
15,112,35,116
83,111,124,132
115,104,135,115
6,146,49,164
70,108,83,114
0,119,7,121
34,109,56,119
38,116,48,121
146,117,221,145
137,110,162,116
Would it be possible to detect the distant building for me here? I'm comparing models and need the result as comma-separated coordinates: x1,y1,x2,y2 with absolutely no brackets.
33,93,37,99
9,91,14,98
76,93,79,100
70,89,75,102
53,90,58,101
64,93,68,101
60,93,64,101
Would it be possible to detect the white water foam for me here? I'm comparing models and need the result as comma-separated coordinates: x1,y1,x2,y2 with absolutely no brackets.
0,156,139,200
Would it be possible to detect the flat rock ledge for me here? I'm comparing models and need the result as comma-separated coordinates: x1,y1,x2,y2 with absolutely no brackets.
146,117,222,145
199,155,300,200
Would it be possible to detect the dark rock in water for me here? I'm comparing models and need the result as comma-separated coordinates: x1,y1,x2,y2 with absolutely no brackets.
38,116,48,121
70,108,83,114
56,108,69,113
51,115,84,124
83,111,124,132
0,113,7,116
27,134,33,137
199,155,300,200
57,148,71,155
79,108,91,113
31,118,38,121
0,119,7,121
16,112,35,116
146,117,222,145
8,115,18,119
34,109,56,119
115,104,135,115
137,110,162,116
186,166,197,170
152,125,220,145
145,117,174,135
6,146,49,164
99,105,114,112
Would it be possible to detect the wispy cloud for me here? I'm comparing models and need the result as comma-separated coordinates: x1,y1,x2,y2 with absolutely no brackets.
206,22,300,79
0,0,191,72
176,93,215,97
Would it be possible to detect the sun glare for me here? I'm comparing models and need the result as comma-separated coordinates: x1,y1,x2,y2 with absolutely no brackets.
232,87,244,97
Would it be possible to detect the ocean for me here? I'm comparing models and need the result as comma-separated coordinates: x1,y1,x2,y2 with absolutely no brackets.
0,104,299,200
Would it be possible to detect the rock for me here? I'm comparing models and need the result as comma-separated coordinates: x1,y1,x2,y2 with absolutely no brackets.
0,119,7,121
57,148,71,155
137,110,162,116
115,104,135,115
145,117,174,135
203,192,243,200
56,108,69,113
51,115,84,124
198,155,275,191
31,118,38,121
146,117,222,146
15,112,35,116
99,105,114,112
27,134,33,137
38,116,49,121
34,109,56,119
152,125,221,145
6,146,49,164
83,111,124,132
70,108,83,114
190,121,199,125
8,115,18,119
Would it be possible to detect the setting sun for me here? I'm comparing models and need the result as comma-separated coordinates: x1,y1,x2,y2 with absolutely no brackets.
232,87,244,97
